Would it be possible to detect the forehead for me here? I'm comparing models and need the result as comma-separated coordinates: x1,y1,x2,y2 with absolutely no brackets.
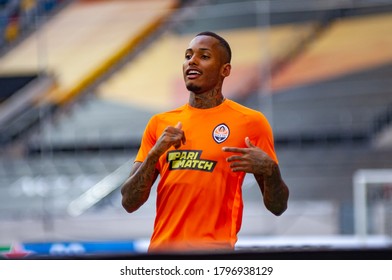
187,35,220,52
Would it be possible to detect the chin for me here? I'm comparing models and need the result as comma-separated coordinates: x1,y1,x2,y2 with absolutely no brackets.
186,83,202,93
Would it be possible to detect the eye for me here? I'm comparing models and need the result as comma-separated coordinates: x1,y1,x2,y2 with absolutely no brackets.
201,55,209,59
185,54,192,60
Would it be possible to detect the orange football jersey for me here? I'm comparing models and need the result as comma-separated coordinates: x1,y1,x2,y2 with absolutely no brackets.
135,99,278,252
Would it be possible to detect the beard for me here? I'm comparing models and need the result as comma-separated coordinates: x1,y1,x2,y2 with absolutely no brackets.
186,82,202,93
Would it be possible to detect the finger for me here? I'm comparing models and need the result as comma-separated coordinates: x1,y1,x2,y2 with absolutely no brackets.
173,136,183,149
222,147,245,154
226,155,243,162
182,133,186,145
177,122,186,145
245,137,255,148
174,122,186,145
229,163,247,172
175,121,182,129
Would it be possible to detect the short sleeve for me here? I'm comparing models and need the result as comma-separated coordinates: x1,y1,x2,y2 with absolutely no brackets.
134,116,158,163
252,112,278,164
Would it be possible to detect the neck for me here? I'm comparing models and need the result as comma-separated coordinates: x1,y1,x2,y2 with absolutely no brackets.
188,88,225,109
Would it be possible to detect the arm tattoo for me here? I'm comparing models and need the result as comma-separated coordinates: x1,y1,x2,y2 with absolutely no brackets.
255,164,289,216
121,154,160,213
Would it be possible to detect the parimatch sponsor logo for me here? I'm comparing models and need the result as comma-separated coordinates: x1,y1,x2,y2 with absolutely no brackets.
167,150,216,172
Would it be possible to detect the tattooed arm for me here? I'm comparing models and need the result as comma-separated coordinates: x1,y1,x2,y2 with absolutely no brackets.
253,161,289,216
121,157,160,213
121,122,186,213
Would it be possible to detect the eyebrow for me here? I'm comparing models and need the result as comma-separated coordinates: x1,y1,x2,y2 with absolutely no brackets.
185,47,211,52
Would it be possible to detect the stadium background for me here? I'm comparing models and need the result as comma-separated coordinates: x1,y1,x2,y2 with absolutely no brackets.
1,0,392,258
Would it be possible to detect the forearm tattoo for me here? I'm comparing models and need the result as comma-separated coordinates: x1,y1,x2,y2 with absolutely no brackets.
121,157,159,212
256,165,289,215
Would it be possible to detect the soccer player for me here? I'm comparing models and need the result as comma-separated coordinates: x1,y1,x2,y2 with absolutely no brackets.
121,31,289,252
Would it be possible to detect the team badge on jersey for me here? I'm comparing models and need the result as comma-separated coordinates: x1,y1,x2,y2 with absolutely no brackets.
212,123,230,144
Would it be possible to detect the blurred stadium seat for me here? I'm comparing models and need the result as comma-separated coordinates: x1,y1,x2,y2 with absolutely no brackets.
1,0,392,258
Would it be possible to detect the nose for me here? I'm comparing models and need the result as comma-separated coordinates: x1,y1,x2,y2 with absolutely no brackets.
188,54,198,65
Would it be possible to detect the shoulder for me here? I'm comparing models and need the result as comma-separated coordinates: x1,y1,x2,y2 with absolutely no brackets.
146,104,187,128
225,100,273,139
150,104,187,120
225,99,268,122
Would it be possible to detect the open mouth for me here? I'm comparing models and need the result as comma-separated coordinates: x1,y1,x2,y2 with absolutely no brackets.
186,69,201,79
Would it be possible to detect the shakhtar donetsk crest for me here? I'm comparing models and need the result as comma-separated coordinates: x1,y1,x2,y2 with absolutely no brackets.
212,123,230,143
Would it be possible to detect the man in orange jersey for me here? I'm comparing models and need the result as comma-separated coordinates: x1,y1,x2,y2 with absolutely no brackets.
121,31,289,252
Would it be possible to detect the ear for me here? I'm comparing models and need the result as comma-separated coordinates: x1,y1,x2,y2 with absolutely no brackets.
221,63,231,77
